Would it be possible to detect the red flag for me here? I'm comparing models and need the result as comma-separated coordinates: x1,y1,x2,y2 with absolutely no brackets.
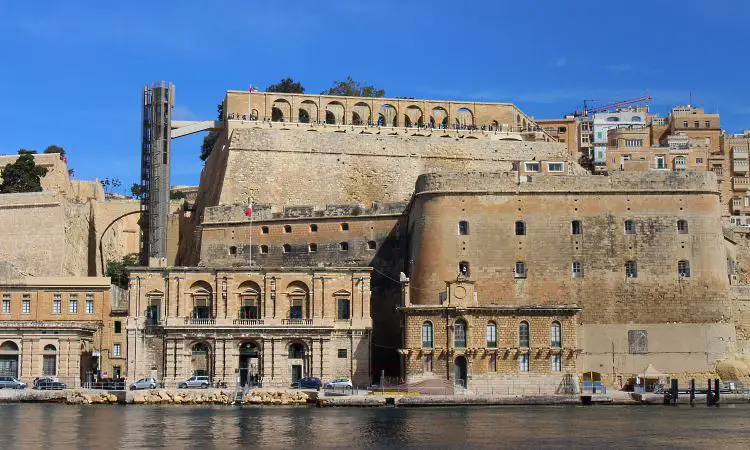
245,204,252,218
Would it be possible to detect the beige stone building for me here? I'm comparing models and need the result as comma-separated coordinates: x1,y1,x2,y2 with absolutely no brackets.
125,268,372,388
0,277,127,386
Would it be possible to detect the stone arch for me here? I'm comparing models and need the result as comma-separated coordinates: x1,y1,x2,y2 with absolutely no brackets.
251,109,259,120
491,120,499,131
271,99,291,122
190,341,212,378
456,107,474,128
190,280,213,319
378,104,397,127
286,281,310,319
298,100,317,123
0,340,20,378
325,101,345,124
237,280,262,319
238,341,262,387
352,102,371,125
430,107,448,128
404,105,423,128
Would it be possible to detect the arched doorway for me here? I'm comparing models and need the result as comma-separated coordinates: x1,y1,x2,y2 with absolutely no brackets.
288,342,307,383
0,341,20,378
454,356,467,388
190,342,211,378
239,341,261,387
271,99,291,122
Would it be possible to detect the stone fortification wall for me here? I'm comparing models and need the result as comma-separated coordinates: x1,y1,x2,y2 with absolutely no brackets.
208,127,569,207
0,153,71,196
408,171,729,324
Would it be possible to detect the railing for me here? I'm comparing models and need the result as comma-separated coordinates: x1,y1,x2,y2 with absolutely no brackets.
184,318,216,325
233,319,265,326
733,177,750,190
282,318,314,326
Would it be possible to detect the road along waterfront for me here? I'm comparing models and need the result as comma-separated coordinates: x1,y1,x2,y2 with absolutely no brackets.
1,403,749,449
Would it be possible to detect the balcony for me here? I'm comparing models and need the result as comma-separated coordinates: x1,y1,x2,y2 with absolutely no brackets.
732,198,742,212
734,159,749,174
282,318,314,326
733,177,750,191
232,319,265,326
184,318,216,325
733,147,749,158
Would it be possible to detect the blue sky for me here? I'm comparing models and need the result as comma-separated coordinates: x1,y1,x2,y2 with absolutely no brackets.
2,0,749,189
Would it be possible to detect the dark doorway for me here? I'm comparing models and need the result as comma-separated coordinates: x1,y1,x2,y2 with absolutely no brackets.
291,364,302,383
454,356,467,388
239,342,261,387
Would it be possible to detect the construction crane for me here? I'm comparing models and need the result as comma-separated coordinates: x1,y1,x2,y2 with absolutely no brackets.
569,95,652,118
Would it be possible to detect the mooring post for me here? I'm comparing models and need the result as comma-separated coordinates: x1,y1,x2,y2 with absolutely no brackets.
689,379,695,407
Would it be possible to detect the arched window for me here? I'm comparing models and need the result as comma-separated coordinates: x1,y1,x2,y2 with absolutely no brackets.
454,320,467,348
288,343,305,359
287,282,309,319
229,246,237,256
458,261,470,277
515,221,526,235
458,220,469,235
261,226,269,234
43,344,57,376
422,321,434,348
282,244,291,254
519,321,530,348
339,242,349,251
486,322,497,348
310,224,318,232
551,321,562,347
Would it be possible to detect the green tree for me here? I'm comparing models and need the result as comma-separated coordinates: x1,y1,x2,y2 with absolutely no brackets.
106,253,139,289
267,77,305,94
200,101,225,161
0,150,48,194
43,145,66,157
130,183,143,199
322,76,385,97
170,190,186,200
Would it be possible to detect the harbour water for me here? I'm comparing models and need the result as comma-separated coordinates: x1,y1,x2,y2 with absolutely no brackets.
1,403,749,449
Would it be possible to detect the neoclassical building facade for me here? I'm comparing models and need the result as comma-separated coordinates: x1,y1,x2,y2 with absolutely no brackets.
125,267,372,388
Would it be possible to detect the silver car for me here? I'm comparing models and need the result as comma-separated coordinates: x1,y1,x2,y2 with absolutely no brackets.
0,376,27,389
129,377,158,390
178,375,210,389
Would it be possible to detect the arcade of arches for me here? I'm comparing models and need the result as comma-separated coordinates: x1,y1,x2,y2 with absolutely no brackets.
126,268,373,388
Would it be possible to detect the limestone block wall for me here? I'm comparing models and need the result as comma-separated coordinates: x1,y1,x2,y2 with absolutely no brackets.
0,153,71,196
203,127,569,208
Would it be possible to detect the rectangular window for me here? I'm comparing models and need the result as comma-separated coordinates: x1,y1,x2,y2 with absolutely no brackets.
337,298,350,320
519,354,529,372
43,355,56,376
694,121,699,128
524,162,540,172
682,120,688,128
628,330,648,354
696,157,703,164
22,296,30,314
655,155,666,169
552,354,562,372
1,294,9,314
705,120,710,128
514,262,527,278
572,262,583,277
85,295,94,314
547,162,564,173
114,321,122,334
571,220,582,235
113,343,121,357
337,349,347,359
624,220,636,235
52,294,61,314
625,261,638,278
487,325,497,348
678,261,691,278
625,139,643,147
69,295,78,314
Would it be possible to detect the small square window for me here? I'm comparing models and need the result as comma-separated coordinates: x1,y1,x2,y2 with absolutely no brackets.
367,241,377,250
114,321,122,333
524,162,540,172
339,242,349,251
229,246,237,255
458,221,469,235
282,244,291,253
677,220,688,234
515,221,526,236
261,226,269,234
260,245,268,254
704,120,711,128
571,220,582,235
308,243,318,253
341,223,349,231
459,261,470,277
572,261,583,277
678,260,691,278
337,349,347,358
310,224,318,232
283,225,292,233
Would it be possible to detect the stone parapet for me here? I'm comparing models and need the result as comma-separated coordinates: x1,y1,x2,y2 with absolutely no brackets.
204,201,408,225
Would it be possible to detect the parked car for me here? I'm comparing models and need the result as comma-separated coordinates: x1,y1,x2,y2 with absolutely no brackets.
178,375,210,389
130,378,158,390
33,377,66,390
91,378,126,390
324,378,353,389
291,377,321,389
0,376,27,389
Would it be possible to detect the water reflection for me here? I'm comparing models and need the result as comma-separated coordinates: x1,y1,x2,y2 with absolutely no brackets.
1,404,749,449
